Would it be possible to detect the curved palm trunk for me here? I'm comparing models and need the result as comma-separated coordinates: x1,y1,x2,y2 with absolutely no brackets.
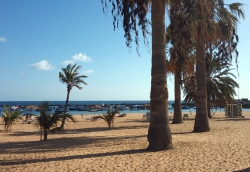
147,0,173,151
172,74,183,124
193,25,210,132
61,87,70,128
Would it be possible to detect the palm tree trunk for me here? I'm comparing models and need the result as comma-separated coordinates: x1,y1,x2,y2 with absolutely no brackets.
207,88,212,118
43,130,48,140
193,25,210,132
172,74,183,124
64,87,70,113
61,87,70,128
147,0,173,151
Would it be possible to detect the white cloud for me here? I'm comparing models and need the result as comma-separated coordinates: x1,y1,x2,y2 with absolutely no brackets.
72,53,92,62
0,37,6,42
21,71,25,74
84,70,93,75
62,60,75,65
31,60,55,71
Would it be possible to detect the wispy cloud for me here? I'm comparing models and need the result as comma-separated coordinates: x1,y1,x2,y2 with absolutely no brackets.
62,53,93,66
0,37,6,42
21,71,25,74
30,60,55,71
84,70,93,75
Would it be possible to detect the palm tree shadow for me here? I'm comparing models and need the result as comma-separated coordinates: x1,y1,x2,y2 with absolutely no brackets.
4,130,40,136
214,118,250,122
0,134,146,155
172,131,193,135
124,119,150,123
67,124,149,133
0,148,149,166
234,167,250,172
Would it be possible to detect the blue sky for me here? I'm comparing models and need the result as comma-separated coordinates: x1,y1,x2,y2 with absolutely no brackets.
0,0,249,101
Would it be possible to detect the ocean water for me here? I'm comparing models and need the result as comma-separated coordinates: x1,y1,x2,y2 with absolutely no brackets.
0,100,152,106
1,100,247,116
0,100,175,116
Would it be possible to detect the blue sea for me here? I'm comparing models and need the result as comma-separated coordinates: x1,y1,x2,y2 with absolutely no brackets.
0,100,152,106
0,100,246,116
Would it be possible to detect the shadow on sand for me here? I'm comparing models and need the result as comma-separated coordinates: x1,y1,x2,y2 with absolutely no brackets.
234,167,250,172
0,148,149,166
0,132,147,155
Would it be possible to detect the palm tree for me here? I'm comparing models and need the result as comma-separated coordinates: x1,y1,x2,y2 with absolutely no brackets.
166,50,183,124
191,0,213,132
35,101,61,140
34,101,75,140
166,49,195,124
1,106,22,132
91,106,119,129
101,0,173,150
166,1,196,124
183,56,239,118
59,63,87,128
184,0,244,132
147,0,173,150
166,0,199,124
206,53,239,117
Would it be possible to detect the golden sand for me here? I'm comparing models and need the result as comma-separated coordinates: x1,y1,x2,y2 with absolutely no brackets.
0,112,250,172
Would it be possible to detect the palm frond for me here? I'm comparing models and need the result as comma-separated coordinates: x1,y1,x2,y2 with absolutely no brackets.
91,107,119,129
91,115,106,122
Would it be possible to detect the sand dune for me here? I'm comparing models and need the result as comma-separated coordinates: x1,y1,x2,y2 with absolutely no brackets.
0,112,250,172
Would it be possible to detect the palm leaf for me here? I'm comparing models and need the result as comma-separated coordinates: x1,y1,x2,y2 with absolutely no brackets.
91,107,119,129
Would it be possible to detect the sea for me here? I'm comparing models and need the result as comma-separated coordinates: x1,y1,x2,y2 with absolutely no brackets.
0,100,244,116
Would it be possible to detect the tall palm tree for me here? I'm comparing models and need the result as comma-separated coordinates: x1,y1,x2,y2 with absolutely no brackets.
186,0,244,132
1,106,22,132
191,0,213,132
101,0,173,150
166,11,194,124
166,0,196,124
147,0,173,150
59,63,87,128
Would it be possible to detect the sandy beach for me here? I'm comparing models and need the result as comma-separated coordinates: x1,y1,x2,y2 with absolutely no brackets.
1,112,250,172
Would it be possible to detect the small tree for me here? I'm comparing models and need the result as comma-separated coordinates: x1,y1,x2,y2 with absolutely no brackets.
91,107,119,130
1,106,22,132
34,101,75,140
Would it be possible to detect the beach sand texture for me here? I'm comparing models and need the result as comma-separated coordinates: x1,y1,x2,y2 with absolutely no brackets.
0,112,250,172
